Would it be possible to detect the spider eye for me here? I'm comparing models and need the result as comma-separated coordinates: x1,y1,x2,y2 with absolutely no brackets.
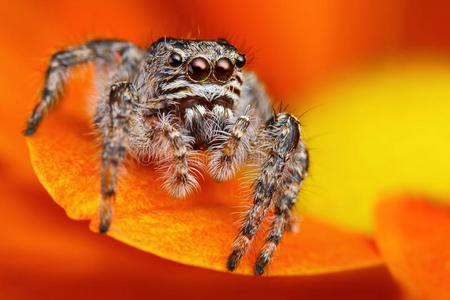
187,57,211,82
168,52,183,67
235,54,246,68
214,57,234,82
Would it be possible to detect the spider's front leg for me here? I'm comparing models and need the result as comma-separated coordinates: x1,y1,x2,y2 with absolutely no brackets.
99,81,135,233
227,113,308,275
208,105,255,181
152,118,200,198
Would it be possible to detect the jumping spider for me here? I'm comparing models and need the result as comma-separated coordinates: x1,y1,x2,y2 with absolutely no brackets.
24,38,309,275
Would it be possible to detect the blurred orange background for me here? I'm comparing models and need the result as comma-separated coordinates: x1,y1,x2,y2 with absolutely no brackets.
1,0,449,299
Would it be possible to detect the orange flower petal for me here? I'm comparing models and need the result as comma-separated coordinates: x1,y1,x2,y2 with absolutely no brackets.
0,168,398,299
0,0,182,184
171,0,402,98
25,70,381,276
403,0,450,51
374,197,450,300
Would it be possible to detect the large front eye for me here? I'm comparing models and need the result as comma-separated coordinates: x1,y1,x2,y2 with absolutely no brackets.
187,57,211,82
168,52,183,67
214,57,234,82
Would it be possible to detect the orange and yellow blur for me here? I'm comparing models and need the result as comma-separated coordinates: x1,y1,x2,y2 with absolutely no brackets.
1,0,449,299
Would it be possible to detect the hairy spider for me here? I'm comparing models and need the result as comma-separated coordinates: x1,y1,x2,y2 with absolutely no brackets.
24,38,309,275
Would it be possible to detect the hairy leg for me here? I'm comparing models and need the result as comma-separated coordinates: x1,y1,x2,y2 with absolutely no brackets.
148,115,200,198
255,145,309,275
209,71,275,180
99,81,136,233
24,39,143,135
227,113,304,272
208,105,255,181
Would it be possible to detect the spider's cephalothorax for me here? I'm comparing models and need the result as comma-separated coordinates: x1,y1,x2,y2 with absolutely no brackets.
141,38,246,147
24,38,309,275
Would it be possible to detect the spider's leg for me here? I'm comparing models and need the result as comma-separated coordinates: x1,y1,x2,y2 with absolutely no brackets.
208,105,255,181
255,143,308,275
99,81,135,233
227,113,303,272
151,118,200,198
238,72,306,240
24,39,143,135
208,71,274,181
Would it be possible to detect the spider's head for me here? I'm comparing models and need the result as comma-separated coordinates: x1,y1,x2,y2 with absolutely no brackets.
142,38,246,122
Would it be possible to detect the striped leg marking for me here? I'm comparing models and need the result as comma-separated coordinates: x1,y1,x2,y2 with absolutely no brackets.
209,106,254,181
24,39,140,135
255,146,308,275
99,82,135,233
227,113,306,273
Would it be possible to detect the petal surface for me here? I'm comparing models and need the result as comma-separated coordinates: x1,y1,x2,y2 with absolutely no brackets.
26,69,381,275
0,168,398,299
374,197,450,300
299,59,450,232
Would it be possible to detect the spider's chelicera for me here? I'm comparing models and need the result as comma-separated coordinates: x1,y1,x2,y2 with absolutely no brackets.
24,38,309,275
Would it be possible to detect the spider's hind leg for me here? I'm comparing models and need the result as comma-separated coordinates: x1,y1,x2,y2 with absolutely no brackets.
227,113,308,274
24,39,143,135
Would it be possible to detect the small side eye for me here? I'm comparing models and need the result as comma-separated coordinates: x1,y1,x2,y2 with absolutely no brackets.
168,52,183,67
235,54,246,68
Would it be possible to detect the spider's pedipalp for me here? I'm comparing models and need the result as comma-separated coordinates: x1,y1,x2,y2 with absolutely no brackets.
227,113,306,274
24,39,143,136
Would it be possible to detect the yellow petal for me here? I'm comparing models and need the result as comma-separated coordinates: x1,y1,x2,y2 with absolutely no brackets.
299,58,450,232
